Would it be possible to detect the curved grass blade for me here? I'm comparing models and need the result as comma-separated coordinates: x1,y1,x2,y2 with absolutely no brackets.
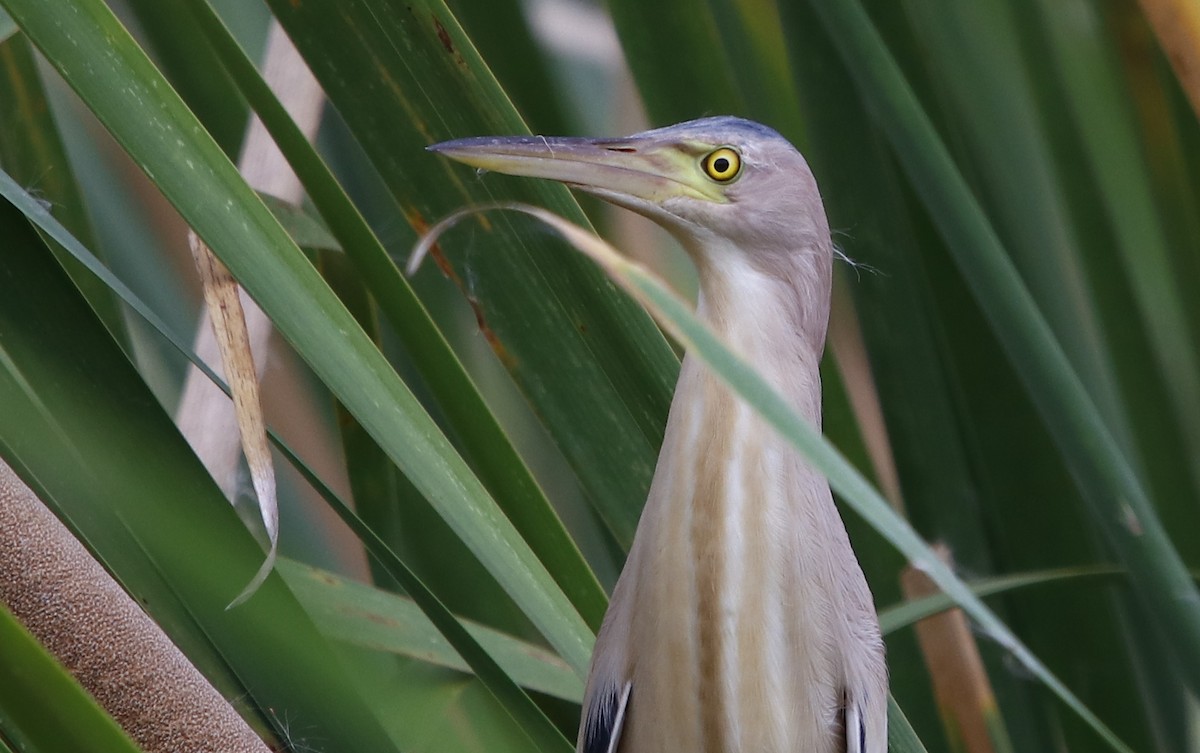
879,566,1124,635
269,436,574,753
175,0,607,629
892,0,1128,429
410,203,1134,753
262,0,681,547
608,0,801,134
0,0,594,676
448,0,570,135
782,15,1013,744
1033,0,1200,492
285,556,1145,706
801,0,1200,695
603,0,906,627
887,697,930,753
0,176,574,753
278,559,583,703
259,193,340,252
0,33,125,342
0,197,402,753
607,0,742,124
120,0,255,157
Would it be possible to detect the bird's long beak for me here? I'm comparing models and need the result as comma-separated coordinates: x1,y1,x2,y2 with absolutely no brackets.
429,134,724,204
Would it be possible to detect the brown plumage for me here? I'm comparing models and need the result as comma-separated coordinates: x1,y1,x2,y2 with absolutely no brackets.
430,116,887,753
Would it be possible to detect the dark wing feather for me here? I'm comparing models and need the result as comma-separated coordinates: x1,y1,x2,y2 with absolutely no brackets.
581,681,631,753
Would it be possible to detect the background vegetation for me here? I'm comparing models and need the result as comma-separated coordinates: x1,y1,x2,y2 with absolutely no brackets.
0,0,1198,751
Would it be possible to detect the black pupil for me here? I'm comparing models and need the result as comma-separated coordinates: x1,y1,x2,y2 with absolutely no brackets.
713,157,730,174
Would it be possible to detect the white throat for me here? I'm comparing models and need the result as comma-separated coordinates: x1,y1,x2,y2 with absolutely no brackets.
690,242,830,426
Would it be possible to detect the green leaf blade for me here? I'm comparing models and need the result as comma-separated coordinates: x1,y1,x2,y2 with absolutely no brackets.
1,0,593,681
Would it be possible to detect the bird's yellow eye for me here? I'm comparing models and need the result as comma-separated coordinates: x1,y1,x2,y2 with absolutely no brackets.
702,147,741,182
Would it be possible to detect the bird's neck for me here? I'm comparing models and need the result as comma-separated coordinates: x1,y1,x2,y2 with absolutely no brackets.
607,242,844,753
690,247,830,426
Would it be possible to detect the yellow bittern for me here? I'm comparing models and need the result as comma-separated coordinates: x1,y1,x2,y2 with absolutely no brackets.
430,117,887,753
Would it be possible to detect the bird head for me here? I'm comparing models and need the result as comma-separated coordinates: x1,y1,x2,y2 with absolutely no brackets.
430,117,834,353
429,117,831,276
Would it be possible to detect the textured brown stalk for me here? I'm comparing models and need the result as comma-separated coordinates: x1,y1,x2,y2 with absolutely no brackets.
0,460,270,753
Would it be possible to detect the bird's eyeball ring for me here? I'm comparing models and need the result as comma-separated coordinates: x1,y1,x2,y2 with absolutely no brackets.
702,147,742,182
